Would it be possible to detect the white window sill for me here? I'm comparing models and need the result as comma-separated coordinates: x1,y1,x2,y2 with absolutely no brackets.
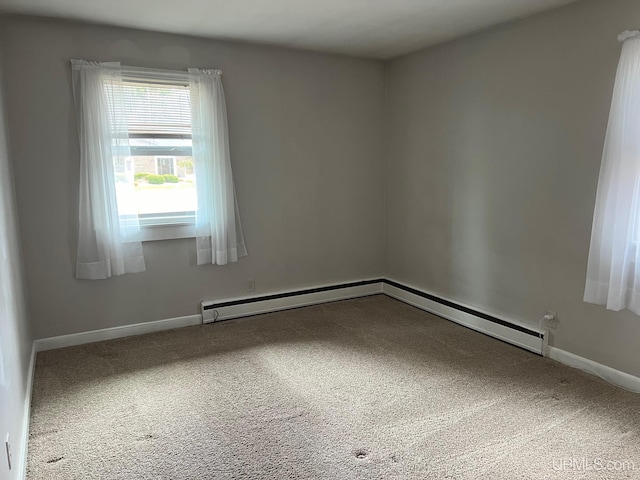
139,224,195,242
134,211,196,241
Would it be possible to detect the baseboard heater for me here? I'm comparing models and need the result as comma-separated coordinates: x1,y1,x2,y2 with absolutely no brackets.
381,280,544,355
200,278,545,355
201,279,383,322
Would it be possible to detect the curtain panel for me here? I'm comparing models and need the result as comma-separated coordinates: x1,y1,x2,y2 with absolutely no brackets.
189,68,247,265
71,60,145,279
584,31,640,314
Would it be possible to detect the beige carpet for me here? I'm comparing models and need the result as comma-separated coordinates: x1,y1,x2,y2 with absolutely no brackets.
27,295,640,479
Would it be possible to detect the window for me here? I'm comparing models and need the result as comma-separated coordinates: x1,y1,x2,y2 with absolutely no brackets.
71,60,246,278
120,73,197,237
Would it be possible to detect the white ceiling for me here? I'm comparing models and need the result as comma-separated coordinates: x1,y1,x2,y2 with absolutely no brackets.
0,0,580,59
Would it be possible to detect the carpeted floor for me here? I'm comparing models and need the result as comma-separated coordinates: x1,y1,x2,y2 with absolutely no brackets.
27,295,640,479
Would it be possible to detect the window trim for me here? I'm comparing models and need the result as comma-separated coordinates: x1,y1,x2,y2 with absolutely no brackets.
134,212,196,242
121,65,190,86
138,223,196,242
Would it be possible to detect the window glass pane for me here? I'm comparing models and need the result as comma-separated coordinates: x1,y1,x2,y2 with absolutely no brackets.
132,155,196,215
112,79,196,226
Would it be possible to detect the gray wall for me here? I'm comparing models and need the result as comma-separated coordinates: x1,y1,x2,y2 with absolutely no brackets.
386,0,640,377
0,17,386,339
0,48,33,480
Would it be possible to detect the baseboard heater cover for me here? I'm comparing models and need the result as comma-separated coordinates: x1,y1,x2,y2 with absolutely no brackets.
201,279,384,323
382,279,545,355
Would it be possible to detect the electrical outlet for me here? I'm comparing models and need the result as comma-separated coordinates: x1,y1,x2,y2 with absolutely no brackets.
546,311,558,329
5,433,12,471
246,278,255,292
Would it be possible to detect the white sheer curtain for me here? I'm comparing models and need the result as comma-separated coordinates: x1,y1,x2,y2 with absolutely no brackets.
71,60,145,279
189,68,247,265
584,31,640,314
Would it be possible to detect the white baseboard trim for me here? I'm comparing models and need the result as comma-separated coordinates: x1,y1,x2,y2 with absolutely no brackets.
202,279,383,323
18,344,36,480
382,280,544,355
33,314,203,352
548,347,640,393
